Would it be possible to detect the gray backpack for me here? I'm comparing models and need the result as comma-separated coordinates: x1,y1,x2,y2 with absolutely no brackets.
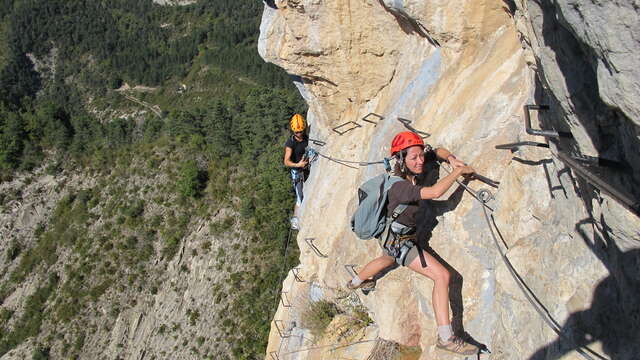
350,173,408,240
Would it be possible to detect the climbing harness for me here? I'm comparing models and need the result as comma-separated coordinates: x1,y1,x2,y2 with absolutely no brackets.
305,147,319,163
384,233,418,266
377,204,427,268
290,168,305,184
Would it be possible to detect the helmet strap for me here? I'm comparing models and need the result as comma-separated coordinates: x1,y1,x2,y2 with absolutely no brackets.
397,152,405,173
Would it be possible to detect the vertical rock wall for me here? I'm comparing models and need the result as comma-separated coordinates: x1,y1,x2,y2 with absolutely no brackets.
260,0,640,359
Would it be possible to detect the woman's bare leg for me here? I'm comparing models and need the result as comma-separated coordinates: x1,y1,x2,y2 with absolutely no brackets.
357,255,395,280
407,250,451,326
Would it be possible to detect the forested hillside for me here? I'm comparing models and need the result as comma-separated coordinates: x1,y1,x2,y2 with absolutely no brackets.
0,1,304,359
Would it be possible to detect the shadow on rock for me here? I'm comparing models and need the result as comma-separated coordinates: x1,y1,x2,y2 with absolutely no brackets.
532,0,640,202
262,0,277,9
530,216,640,359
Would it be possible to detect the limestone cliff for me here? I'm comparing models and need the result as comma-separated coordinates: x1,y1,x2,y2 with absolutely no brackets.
260,1,640,359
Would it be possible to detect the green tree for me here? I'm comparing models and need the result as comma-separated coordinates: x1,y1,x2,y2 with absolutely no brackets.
0,109,25,171
167,110,200,142
33,102,73,150
31,346,50,360
203,100,234,157
177,160,205,198
0,52,41,106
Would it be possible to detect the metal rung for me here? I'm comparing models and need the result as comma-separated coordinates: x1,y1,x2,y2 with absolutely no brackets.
524,104,572,138
473,173,500,189
274,320,291,338
269,351,280,360
495,141,549,150
541,160,567,200
281,291,291,308
292,267,305,282
343,264,376,294
304,238,328,258
344,264,358,278
332,121,362,135
362,113,384,125
397,117,430,138
309,138,326,146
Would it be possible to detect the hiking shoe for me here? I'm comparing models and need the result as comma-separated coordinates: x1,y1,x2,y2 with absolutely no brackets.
436,336,479,356
290,216,300,230
345,279,376,291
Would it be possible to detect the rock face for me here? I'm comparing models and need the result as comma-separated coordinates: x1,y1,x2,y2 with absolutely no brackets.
260,1,640,359
512,0,640,199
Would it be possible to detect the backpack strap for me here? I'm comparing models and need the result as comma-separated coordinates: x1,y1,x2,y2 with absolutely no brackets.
390,204,408,221
383,157,392,173
379,203,409,247
382,204,427,268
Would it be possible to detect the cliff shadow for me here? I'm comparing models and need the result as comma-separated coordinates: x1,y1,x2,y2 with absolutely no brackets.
529,215,640,359
532,1,640,205
262,0,277,9
512,156,568,200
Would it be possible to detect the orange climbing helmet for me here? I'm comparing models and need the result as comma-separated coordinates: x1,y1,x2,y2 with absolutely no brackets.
390,131,424,156
290,113,306,132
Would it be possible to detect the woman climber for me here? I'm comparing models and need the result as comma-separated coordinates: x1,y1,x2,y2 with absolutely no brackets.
283,113,309,230
346,131,480,356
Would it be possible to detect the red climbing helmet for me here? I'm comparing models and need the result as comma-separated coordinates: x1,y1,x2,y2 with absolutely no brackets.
390,131,424,156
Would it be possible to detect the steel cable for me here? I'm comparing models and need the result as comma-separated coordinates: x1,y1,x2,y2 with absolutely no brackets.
278,339,379,356
478,194,606,360
438,161,606,359
314,151,386,169
273,226,294,310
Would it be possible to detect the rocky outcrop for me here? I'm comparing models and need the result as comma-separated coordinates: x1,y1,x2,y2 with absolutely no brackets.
260,1,640,359
518,0,640,126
